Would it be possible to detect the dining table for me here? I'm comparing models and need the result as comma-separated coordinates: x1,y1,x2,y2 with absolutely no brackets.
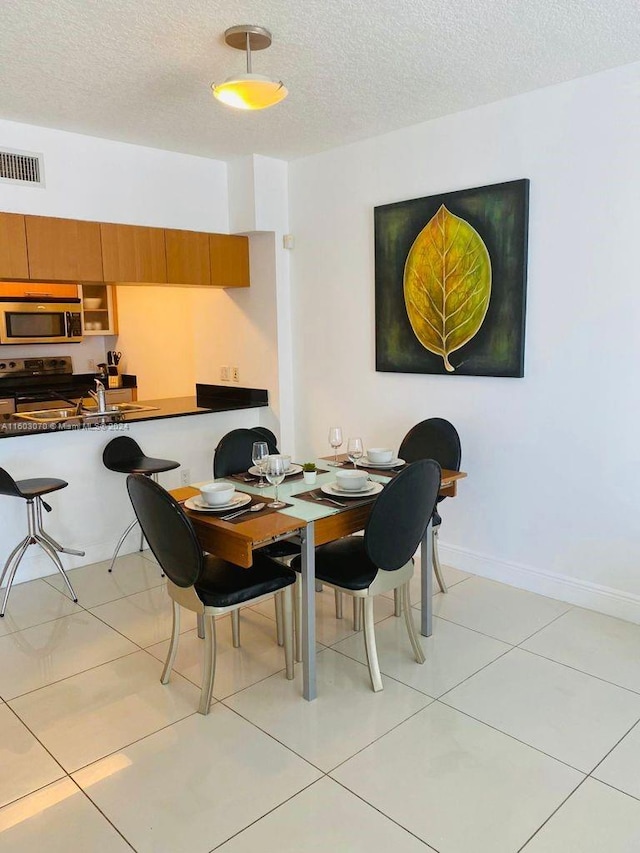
172,455,466,701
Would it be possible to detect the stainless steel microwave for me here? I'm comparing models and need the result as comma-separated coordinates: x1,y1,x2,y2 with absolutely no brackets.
0,299,83,344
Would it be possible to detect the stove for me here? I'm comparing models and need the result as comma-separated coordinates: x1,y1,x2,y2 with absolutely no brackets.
0,356,96,411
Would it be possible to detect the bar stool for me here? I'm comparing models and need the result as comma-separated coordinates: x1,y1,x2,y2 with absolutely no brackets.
103,437,180,572
0,467,84,617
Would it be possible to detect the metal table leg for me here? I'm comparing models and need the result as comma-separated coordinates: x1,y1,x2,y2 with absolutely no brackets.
300,521,317,700
420,519,433,637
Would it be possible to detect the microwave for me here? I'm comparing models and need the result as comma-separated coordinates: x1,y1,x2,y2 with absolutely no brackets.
0,299,83,345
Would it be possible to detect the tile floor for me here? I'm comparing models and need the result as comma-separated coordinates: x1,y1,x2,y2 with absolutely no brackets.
1,553,640,852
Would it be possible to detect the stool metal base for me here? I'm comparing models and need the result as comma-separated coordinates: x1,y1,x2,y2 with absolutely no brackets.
108,472,162,575
0,497,84,617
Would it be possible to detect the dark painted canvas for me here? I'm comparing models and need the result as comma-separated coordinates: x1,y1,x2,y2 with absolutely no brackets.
374,179,529,377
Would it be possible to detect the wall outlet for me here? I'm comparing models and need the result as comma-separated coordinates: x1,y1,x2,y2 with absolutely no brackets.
220,365,230,381
180,468,191,486
232,367,240,382
87,359,96,372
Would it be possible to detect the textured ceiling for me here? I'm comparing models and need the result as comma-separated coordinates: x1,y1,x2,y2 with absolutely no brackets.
1,0,639,161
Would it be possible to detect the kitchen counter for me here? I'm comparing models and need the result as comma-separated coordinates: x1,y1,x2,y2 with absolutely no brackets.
0,393,268,438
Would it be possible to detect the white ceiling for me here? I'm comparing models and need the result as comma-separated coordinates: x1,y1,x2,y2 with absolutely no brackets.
1,0,639,161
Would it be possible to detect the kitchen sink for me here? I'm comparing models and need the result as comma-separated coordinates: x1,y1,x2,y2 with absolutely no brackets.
81,403,159,417
14,408,82,423
112,403,158,413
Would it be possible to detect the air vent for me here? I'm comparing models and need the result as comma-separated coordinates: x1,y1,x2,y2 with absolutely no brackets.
0,148,44,187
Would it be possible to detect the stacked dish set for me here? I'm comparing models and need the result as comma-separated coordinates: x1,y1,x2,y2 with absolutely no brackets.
355,447,406,469
184,483,252,513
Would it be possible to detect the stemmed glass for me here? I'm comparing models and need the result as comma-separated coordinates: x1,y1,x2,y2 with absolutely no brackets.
252,441,269,488
266,455,287,509
328,426,343,467
347,437,363,469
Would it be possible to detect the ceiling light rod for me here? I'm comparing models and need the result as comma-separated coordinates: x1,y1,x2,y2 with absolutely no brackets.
212,25,288,111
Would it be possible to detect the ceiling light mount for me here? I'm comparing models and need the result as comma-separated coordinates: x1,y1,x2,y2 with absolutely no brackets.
212,24,288,111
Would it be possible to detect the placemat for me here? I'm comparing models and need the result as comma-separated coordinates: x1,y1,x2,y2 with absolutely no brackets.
229,467,329,484
295,488,379,510
184,494,293,524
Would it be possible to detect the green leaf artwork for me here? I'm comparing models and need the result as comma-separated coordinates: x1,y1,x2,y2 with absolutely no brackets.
403,204,492,372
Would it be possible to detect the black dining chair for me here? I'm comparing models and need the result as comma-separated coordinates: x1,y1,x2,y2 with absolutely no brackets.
126,474,296,714
213,426,302,646
398,417,462,595
0,467,84,616
284,459,441,691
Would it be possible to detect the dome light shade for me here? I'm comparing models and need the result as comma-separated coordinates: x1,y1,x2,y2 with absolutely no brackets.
212,74,288,110
212,25,288,111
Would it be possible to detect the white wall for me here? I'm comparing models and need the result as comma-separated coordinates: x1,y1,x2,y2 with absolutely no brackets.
289,61,640,621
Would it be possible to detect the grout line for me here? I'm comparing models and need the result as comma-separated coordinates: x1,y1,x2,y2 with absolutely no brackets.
515,606,574,646
587,776,640,805
515,646,640,697
588,717,640,780
516,775,589,851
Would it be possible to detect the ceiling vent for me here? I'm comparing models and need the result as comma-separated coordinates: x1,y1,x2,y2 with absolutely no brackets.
0,148,45,187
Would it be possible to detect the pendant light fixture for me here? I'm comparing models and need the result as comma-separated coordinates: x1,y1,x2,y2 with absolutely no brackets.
212,25,288,111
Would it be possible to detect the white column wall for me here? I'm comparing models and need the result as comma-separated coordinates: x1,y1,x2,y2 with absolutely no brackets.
288,62,640,622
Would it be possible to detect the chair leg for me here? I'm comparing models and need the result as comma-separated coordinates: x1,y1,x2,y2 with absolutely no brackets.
294,576,302,663
231,608,241,648
196,613,205,639
36,535,78,603
161,599,181,684
335,589,343,619
353,597,362,631
108,519,138,572
402,582,425,664
362,596,383,692
35,498,84,557
275,591,285,646
198,614,217,715
432,526,448,593
393,588,402,616
283,586,294,680
0,537,30,617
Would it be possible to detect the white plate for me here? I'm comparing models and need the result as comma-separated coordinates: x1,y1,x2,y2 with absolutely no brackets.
357,457,406,469
333,480,376,494
322,481,384,499
248,463,303,477
184,493,252,513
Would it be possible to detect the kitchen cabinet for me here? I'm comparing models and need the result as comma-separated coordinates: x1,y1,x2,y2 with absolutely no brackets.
25,215,103,281
209,234,250,288
165,229,211,286
0,213,29,279
101,223,167,283
79,283,118,335
0,282,78,298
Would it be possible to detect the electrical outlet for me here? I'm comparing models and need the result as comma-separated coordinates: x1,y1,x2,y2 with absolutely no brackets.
88,359,96,372
220,366,230,381
180,468,191,486
232,367,239,382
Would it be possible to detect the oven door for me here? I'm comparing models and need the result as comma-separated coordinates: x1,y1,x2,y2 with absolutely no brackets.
0,301,83,344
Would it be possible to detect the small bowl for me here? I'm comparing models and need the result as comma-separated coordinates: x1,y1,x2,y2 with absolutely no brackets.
335,469,368,491
367,447,394,464
267,454,291,472
199,482,235,506
84,298,103,310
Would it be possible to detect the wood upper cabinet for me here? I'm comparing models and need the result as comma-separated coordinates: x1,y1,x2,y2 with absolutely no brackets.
0,213,29,279
101,223,167,283
209,234,250,288
0,282,77,298
165,228,211,286
25,215,103,281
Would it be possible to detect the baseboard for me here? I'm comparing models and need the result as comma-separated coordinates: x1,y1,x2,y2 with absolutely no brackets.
439,542,640,626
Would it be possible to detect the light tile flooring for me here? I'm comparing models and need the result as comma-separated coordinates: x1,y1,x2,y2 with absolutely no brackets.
1,554,640,852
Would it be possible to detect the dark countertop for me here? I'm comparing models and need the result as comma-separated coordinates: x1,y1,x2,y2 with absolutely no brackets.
0,395,268,439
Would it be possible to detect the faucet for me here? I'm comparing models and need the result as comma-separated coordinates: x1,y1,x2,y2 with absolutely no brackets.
88,379,107,413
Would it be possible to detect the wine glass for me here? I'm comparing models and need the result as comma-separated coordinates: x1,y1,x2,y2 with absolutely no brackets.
266,455,287,508
251,441,269,488
328,426,343,467
347,437,363,469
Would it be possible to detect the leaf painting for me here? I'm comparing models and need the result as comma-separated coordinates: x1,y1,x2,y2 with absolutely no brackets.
403,204,492,372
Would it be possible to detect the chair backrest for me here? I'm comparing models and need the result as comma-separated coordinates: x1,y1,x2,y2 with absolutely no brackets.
364,459,441,571
251,426,278,447
398,418,461,472
0,467,24,499
126,474,203,588
103,436,144,471
213,428,278,478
